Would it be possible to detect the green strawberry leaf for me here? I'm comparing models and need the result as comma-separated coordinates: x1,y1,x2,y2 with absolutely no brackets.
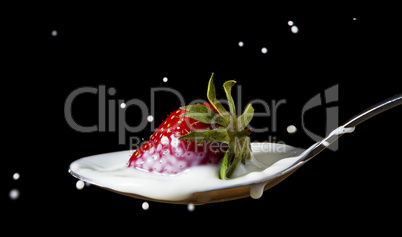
178,128,230,144
240,137,251,164
180,112,228,127
180,104,228,126
207,74,230,121
219,142,234,180
223,80,237,118
180,104,212,113
226,136,251,177
237,103,254,130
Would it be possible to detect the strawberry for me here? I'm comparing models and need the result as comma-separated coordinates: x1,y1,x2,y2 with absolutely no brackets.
128,74,255,179
128,103,226,175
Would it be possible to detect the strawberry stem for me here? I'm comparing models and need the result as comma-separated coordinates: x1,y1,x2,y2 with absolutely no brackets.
180,74,254,180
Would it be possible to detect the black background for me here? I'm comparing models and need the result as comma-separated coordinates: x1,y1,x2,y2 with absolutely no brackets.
3,4,402,235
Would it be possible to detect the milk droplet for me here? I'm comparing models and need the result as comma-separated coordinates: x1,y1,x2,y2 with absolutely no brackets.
187,203,195,212
163,77,168,82
120,102,126,109
261,47,268,54
142,202,149,210
13,173,20,180
238,41,244,47
147,115,154,122
161,136,169,145
288,20,294,26
51,30,58,37
76,180,85,190
291,25,299,34
249,182,266,199
9,189,20,200
287,125,297,134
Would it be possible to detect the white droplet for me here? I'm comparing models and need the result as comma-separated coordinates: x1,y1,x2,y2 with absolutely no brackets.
163,77,168,82
238,41,244,47
9,189,20,200
287,125,297,134
13,173,20,180
250,182,266,199
142,202,149,210
51,30,58,37
161,136,169,145
76,180,85,190
147,115,154,122
291,25,299,34
288,20,294,26
353,17,358,21
120,102,126,109
170,135,179,147
261,47,268,54
187,203,195,212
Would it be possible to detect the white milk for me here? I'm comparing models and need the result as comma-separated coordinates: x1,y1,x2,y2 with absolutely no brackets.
69,143,306,202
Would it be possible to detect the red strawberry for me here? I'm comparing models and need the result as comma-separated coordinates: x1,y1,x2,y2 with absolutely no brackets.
128,103,227,175
128,74,255,179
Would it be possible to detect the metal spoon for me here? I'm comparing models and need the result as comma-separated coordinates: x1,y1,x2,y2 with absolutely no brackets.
71,93,402,205
181,93,402,204
138,93,402,204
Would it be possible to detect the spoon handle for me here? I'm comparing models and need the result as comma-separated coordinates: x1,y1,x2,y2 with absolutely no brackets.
343,93,402,128
299,93,402,162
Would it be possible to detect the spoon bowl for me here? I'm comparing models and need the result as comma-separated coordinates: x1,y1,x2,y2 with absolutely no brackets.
69,142,307,205
99,169,299,205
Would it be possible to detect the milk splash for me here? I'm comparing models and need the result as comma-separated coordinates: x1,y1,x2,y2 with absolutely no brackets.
142,202,150,210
